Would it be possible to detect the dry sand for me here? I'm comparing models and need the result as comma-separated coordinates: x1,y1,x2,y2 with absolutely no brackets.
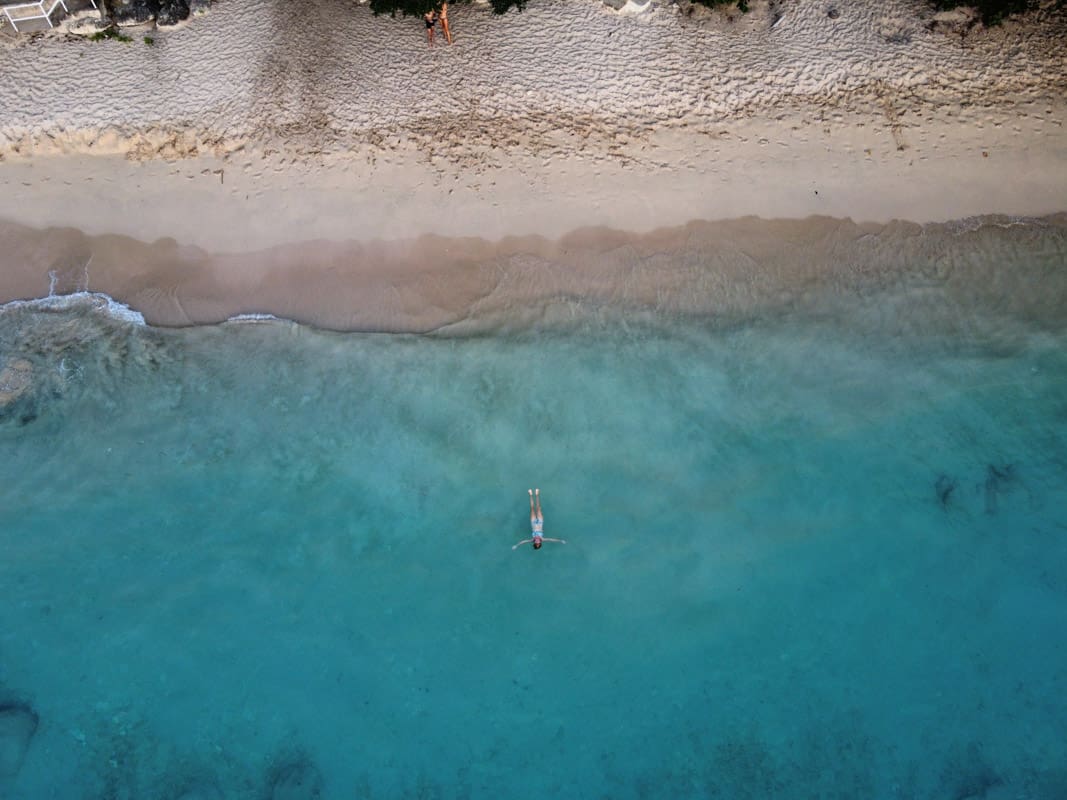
0,0,1065,327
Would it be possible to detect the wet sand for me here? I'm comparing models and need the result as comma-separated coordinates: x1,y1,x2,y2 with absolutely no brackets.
2,214,1065,332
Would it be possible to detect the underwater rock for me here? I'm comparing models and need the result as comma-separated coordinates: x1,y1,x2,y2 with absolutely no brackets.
0,358,40,426
173,779,223,800
0,298,182,423
969,783,1017,800
269,758,323,800
934,474,957,509
0,701,39,779
983,463,1016,516
0,358,33,407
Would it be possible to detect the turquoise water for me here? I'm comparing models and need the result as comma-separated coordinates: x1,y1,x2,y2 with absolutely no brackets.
2,232,1067,799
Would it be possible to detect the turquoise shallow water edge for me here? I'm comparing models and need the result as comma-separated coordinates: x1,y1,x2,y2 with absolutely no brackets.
1,224,1067,799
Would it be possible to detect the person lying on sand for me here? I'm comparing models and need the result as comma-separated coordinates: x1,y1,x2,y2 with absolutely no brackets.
513,489,566,550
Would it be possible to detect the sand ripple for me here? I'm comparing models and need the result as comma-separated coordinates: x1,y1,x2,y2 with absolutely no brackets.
0,0,1064,162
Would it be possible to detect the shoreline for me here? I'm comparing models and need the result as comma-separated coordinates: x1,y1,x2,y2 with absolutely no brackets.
3,213,1065,333
1,0,1066,323
4,6,1067,799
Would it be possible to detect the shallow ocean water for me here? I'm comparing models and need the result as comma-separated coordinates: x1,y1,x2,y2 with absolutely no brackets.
1,229,1067,799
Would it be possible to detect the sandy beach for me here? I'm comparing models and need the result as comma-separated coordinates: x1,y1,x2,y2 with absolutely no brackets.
1,0,1066,327
5,5,1067,798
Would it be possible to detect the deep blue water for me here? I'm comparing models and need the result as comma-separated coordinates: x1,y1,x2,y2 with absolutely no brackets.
1,231,1067,799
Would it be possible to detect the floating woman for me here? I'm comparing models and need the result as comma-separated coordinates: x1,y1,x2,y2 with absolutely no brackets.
513,489,567,550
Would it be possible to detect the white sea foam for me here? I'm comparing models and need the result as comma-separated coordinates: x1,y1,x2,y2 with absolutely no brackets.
941,214,1053,236
224,313,286,324
0,291,146,326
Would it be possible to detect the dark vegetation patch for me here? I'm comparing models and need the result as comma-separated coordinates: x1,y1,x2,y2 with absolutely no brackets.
369,0,526,15
935,474,958,509
0,699,39,780
368,0,750,16
89,26,134,42
265,751,323,800
940,741,1003,800
364,0,1062,23
984,462,1017,515
932,0,1036,26
694,0,750,10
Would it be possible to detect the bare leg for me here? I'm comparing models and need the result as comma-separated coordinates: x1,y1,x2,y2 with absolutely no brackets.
529,488,536,523
535,488,542,520
438,3,452,45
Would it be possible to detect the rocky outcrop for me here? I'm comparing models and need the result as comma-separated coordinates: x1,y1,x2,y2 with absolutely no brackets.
99,0,206,26
0,358,33,407
0,357,40,427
